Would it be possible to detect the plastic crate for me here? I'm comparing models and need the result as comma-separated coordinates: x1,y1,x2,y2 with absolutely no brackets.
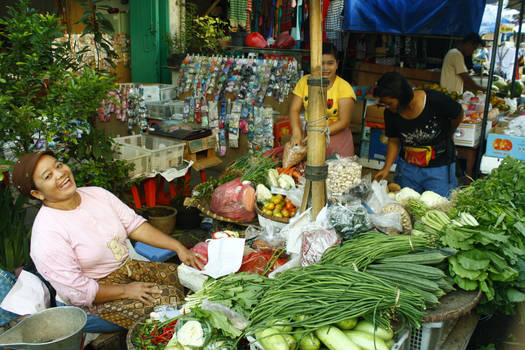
146,101,185,119
114,135,185,173
408,320,452,350
248,330,410,350
113,144,149,178
142,84,177,102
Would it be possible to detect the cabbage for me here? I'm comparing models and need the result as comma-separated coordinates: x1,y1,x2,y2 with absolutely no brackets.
420,191,448,208
395,187,421,205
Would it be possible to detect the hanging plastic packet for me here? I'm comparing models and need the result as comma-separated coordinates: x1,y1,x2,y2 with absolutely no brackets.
201,96,209,127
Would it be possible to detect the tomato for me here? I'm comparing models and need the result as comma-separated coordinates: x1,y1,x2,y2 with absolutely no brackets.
263,209,273,216
290,208,297,217
272,208,281,216
275,203,284,210
285,201,295,210
281,209,290,218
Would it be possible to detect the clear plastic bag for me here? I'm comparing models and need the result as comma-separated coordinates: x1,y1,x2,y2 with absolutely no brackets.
369,212,403,235
326,156,362,197
282,141,307,168
326,202,372,239
367,180,396,214
301,225,341,266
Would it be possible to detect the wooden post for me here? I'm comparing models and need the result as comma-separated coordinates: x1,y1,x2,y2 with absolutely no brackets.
305,0,327,219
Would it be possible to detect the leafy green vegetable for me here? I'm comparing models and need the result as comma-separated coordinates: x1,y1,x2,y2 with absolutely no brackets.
191,307,242,339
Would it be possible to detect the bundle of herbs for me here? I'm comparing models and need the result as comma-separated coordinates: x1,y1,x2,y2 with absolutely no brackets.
442,157,525,314
418,157,525,315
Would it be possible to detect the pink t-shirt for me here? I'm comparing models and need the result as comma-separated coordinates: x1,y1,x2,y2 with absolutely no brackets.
30,187,146,307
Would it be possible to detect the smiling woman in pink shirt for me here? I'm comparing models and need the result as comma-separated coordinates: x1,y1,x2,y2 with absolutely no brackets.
11,150,204,331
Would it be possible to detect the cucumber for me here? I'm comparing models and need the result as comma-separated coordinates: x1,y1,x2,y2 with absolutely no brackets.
344,330,389,350
335,317,358,330
315,325,360,350
256,328,289,350
353,321,394,341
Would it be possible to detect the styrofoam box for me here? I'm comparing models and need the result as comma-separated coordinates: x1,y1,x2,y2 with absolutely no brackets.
248,330,410,350
141,84,177,102
453,123,482,147
114,135,185,173
113,144,149,178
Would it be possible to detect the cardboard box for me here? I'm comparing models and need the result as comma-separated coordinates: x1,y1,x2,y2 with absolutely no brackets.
365,104,385,124
453,123,482,148
485,127,525,161
369,126,398,163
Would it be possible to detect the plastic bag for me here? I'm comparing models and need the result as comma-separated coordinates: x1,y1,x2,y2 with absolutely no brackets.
301,225,340,266
190,241,209,266
366,180,396,214
210,178,256,222
245,32,267,48
268,253,301,278
273,31,297,49
201,300,248,330
326,202,372,239
326,156,362,197
369,212,403,235
282,141,306,168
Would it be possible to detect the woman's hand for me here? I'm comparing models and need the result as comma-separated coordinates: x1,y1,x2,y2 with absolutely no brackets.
374,168,390,181
177,246,205,270
290,132,304,147
124,282,162,305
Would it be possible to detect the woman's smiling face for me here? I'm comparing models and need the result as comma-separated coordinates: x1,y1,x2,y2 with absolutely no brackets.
322,53,338,81
30,155,77,205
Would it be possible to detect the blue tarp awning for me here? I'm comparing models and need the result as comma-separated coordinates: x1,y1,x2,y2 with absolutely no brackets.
343,0,486,36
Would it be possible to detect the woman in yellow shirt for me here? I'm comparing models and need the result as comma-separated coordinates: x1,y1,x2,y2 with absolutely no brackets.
289,43,356,157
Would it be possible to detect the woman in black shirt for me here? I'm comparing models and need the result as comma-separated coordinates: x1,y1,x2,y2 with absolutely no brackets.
373,72,463,197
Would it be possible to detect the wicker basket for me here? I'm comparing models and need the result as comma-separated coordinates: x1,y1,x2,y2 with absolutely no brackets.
126,315,148,349
423,289,482,323
184,197,258,227
254,202,290,224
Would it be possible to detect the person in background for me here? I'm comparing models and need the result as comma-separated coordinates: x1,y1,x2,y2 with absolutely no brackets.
441,32,486,94
373,72,463,197
289,42,356,157
11,151,204,332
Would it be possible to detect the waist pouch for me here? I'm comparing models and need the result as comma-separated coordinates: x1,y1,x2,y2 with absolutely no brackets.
403,145,436,167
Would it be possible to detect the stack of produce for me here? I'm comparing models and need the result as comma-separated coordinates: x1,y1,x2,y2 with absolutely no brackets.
247,264,427,350
411,157,525,315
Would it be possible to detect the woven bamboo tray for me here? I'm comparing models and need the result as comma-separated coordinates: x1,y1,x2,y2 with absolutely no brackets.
126,315,148,349
184,197,259,227
423,289,482,322
254,202,291,224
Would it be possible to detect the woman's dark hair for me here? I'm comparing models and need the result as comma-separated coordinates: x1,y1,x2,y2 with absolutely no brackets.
322,42,339,62
373,71,414,110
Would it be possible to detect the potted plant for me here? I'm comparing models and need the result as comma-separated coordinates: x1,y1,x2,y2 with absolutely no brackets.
189,15,229,54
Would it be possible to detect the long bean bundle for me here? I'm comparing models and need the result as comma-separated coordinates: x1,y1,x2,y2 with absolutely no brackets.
319,231,436,268
247,264,427,334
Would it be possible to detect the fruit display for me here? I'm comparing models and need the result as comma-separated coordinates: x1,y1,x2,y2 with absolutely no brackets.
260,194,297,219
420,83,462,102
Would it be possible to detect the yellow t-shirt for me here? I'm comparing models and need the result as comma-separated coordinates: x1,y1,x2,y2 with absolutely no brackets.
292,74,356,123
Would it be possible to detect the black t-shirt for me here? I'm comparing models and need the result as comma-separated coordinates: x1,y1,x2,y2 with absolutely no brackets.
384,89,462,167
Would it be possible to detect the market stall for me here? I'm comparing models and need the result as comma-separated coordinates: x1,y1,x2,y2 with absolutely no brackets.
122,145,525,350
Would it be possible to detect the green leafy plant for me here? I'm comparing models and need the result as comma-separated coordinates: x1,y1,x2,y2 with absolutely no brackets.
65,127,137,202
0,0,113,156
0,185,30,272
189,15,229,54
75,0,118,74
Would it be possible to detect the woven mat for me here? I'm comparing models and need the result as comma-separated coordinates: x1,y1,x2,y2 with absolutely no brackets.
184,197,259,227
423,290,482,322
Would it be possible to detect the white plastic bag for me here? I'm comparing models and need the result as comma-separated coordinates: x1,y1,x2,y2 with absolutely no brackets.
367,180,396,214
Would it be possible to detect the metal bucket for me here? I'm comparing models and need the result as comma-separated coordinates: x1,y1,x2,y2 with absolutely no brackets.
0,306,87,349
